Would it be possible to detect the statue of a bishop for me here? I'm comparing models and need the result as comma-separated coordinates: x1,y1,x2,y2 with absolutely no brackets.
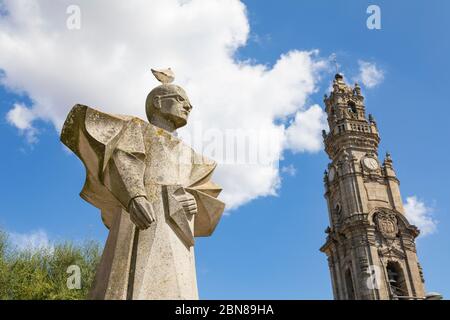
60,69,225,300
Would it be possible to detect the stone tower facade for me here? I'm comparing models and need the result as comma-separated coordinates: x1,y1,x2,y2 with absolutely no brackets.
320,74,426,300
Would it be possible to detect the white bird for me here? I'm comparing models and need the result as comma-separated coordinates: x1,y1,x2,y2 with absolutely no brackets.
151,67,175,84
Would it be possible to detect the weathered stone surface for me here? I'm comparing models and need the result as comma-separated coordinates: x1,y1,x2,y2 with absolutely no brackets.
60,70,225,300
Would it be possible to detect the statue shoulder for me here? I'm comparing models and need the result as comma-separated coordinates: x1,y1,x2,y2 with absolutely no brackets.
61,104,149,153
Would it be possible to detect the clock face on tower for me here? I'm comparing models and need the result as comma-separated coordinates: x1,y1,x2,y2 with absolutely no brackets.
363,157,379,171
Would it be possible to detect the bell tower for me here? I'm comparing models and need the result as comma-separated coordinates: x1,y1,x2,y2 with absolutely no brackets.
320,74,426,300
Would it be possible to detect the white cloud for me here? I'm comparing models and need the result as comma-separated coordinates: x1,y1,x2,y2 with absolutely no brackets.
281,164,297,177
6,103,38,143
355,60,384,88
285,104,327,153
9,229,54,252
404,196,437,237
0,0,327,210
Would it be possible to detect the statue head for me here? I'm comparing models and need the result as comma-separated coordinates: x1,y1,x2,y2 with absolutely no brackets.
146,68,193,130
145,84,193,129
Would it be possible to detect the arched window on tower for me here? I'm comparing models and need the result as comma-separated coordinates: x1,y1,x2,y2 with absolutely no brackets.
386,261,408,299
347,101,357,114
344,268,356,300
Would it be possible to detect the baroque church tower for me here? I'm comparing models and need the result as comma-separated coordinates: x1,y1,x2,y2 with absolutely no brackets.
320,74,426,300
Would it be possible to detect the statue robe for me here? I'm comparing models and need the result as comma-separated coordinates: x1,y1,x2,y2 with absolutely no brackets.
60,104,225,300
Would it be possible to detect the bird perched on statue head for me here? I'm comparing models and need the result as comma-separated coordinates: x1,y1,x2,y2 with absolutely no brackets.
151,67,175,84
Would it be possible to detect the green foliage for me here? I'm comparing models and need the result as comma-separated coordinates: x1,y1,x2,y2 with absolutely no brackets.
0,230,101,300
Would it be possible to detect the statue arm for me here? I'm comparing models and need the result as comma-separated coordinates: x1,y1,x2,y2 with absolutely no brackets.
103,148,156,229
104,148,147,208
187,187,225,237
60,105,155,228
186,167,225,237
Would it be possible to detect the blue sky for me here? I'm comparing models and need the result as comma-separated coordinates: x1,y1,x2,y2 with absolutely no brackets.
1,0,449,299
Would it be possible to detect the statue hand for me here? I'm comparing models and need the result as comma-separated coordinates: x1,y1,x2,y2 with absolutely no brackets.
128,196,156,229
179,190,197,216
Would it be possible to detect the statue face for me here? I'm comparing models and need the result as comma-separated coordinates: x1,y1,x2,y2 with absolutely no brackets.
155,89,193,128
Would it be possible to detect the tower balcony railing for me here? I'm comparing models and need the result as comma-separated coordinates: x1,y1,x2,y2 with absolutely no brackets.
332,122,375,135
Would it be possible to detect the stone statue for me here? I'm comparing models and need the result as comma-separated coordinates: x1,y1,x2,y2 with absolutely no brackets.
60,68,225,300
